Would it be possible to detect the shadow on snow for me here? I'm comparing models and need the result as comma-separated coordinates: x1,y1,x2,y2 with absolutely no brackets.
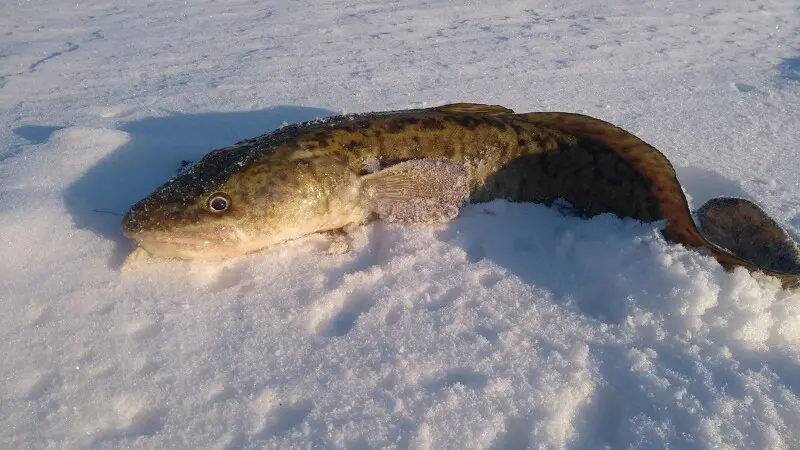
778,56,800,83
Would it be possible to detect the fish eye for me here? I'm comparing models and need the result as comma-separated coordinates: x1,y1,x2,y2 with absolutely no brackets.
207,193,231,213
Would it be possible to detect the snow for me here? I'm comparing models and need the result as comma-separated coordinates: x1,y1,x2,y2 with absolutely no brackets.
1,0,799,448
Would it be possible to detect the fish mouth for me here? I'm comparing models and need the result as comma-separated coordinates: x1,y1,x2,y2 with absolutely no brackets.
121,210,247,259
122,222,241,259
130,237,248,260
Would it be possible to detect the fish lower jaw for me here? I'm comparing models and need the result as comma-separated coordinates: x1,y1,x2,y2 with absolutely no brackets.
128,228,318,260
125,210,370,261
132,238,256,260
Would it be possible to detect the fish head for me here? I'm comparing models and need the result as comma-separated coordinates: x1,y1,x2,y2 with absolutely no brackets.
121,151,367,259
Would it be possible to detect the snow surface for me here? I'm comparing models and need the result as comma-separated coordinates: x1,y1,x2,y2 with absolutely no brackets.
1,0,800,448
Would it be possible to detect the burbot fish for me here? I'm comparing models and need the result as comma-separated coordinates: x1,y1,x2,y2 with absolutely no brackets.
121,103,800,287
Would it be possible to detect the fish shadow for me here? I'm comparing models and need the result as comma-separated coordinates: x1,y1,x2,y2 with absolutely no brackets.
443,201,665,324
674,165,750,208
443,158,748,323
63,105,337,267
447,158,797,323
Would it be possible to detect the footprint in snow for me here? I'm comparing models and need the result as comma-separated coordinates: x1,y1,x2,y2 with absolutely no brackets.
321,292,376,337
249,389,314,439
475,270,504,289
126,321,161,341
21,371,61,400
425,368,488,391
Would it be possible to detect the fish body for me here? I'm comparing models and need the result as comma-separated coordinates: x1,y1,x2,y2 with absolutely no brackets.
121,103,800,286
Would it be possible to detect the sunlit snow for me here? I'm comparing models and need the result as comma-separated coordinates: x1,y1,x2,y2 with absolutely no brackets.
1,0,799,448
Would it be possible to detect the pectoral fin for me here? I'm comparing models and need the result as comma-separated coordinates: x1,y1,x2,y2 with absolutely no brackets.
361,158,469,225
696,197,800,274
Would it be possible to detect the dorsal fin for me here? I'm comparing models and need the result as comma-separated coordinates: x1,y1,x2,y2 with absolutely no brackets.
519,112,800,288
432,103,515,116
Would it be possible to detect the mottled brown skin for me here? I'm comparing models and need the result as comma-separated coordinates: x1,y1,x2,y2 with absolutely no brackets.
122,103,799,287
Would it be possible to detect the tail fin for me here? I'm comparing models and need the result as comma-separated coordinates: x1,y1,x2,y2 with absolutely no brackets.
697,197,800,279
